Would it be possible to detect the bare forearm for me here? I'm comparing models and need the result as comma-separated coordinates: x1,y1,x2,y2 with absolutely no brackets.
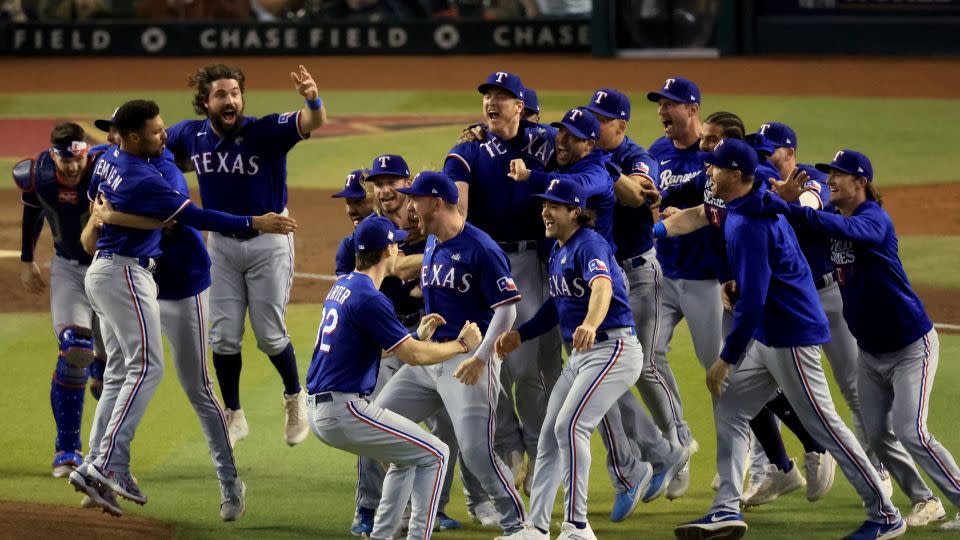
584,279,612,328
614,175,646,208
397,339,465,366
664,205,708,237
299,105,326,134
393,254,423,281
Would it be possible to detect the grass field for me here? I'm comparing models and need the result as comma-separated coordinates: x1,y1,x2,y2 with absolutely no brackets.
2,309,959,539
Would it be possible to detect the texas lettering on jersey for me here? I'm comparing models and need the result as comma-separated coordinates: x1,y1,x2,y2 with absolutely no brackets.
190,152,261,176
421,262,473,293
548,273,587,298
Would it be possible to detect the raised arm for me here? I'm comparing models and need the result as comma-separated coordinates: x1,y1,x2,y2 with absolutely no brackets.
292,64,326,135
654,204,709,238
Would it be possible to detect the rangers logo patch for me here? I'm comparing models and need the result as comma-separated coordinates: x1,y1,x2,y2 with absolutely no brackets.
496,277,518,292
588,259,608,273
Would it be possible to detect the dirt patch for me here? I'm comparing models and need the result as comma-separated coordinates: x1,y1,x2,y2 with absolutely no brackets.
0,500,174,539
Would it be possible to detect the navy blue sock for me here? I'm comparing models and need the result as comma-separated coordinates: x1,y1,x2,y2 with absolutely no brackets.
269,342,302,395
767,391,826,454
51,358,87,452
213,352,242,410
749,406,791,472
357,506,375,519
536,527,549,535
570,521,587,529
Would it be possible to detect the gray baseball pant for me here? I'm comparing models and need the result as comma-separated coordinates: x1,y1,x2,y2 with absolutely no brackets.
712,342,901,525
598,390,677,492
529,331,643,531
309,393,449,540
859,329,960,507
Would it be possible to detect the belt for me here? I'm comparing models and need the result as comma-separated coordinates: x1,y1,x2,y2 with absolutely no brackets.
498,240,538,254
306,392,365,406
220,229,260,241
95,250,156,272
619,253,648,270
814,271,837,290
596,327,636,343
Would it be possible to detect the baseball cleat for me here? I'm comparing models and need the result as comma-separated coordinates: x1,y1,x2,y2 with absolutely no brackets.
80,494,96,508
557,521,597,540
804,451,836,502
283,390,309,446
68,464,123,517
674,512,747,540
87,464,148,505
522,459,534,497
435,511,462,530
842,519,905,540
940,512,960,531
504,449,524,488
224,408,249,448
739,472,766,506
467,500,501,528
494,524,549,539
904,497,945,527
350,506,375,536
219,477,246,522
667,463,691,501
743,459,805,507
52,450,83,478
611,461,653,522
644,446,691,503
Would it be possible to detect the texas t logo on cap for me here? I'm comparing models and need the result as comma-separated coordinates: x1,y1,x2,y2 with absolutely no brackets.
569,109,583,121
495,72,509,83
594,90,608,104
378,155,390,168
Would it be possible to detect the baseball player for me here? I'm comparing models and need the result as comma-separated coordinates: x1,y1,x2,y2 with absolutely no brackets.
372,171,531,538
13,122,106,477
78,118,248,520
773,149,960,533
443,71,560,509
333,169,375,276
306,215,483,540
671,139,903,540
66,100,293,516
164,63,326,447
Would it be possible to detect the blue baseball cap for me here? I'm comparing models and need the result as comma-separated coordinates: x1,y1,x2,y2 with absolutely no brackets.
365,154,410,181
532,177,586,208
646,76,701,105
331,169,366,199
396,171,459,204
758,122,797,149
354,215,408,252
745,132,775,160
816,149,873,182
703,138,758,176
94,107,120,133
478,71,525,101
585,88,631,122
523,88,540,115
551,107,599,141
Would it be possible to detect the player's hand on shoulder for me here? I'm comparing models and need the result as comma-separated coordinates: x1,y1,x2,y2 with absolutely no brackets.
290,64,318,101
416,313,447,342
720,280,739,311
252,213,298,234
457,124,487,144
20,262,46,294
495,331,521,357
508,158,530,182
706,358,730,398
572,323,597,353
92,194,116,224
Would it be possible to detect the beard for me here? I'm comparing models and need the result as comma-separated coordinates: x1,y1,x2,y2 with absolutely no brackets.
209,105,244,136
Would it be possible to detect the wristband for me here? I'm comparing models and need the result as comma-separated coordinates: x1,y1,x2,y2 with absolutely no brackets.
653,221,667,239
457,338,469,354
410,331,420,341
305,97,322,110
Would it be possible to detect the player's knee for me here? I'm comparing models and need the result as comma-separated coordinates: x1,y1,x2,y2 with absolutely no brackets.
58,326,95,368
54,357,88,387
256,335,290,356
209,337,242,356
892,422,924,451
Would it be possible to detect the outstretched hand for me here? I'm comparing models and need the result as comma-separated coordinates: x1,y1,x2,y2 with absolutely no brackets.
416,313,447,342
252,213,298,234
290,64,318,101
770,167,812,203
495,331,521,357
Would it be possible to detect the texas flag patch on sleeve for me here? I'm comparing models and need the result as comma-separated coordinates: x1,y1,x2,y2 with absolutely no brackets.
497,277,518,292
803,180,822,193
278,112,294,124
588,259,608,273
632,161,650,175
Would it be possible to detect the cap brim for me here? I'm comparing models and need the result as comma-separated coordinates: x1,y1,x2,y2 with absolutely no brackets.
550,121,593,141
583,103,627,122
394,186,423,197
392,229,409,243
532,192,585,208
815,162,846,175
364,171,407,182
646,91,695,104
94,119,113,133
331,189,366,199
702,154,726,168
478,83,522,100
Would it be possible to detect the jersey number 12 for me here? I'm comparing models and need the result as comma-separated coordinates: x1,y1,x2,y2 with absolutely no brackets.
317,307,339,353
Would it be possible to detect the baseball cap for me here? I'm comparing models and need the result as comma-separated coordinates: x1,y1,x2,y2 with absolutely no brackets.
532,177,586,208
758,122,797,149
523,88,540,115
745,132,775,160
365,154,410,181
50,140,89,158
584,88,631,122
703,138,758,176
815,149,873,182
478,71,525,101
646,76,701,105
551,107,599,141
396,171,459,204
331,169,366,199
94,107,119,133
354,215,408,252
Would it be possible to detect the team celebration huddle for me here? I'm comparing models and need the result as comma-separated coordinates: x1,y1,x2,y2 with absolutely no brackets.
15,62,960,540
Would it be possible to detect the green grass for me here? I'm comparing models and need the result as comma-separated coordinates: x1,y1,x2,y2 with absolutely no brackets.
1,91,958,188
2,307,959,539
900,236,960,290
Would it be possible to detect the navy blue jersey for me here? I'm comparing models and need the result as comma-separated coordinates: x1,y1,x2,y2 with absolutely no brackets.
443,120,554,242
305,272,413,396
527,148,617,251
788,164,835,278
610,136,659,260
649,136,717,280
165,112,306,216
547,227,633,342
421,223,521,341
89,148,192,258
334,232,356,276
19,150,94,264
720,189,830,364
785,201,932,355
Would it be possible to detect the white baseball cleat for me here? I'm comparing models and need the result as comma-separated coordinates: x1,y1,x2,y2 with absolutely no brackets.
905,498,945,527
467,500,501,528
219,477,246,522
494,523,549,539
504,449,525,492
740,472,766,506
743,460,805,507
224,408,249,448
557,521,597,540
283,390,309,446
804,451,836,502
940,512,960,531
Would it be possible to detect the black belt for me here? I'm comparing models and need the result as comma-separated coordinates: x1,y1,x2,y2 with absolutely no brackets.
221,229,260,241
498,240,538,254
618,254,648,270
95,251,156,271
814,271,837,290
313,392,333,404
596,327,636,343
